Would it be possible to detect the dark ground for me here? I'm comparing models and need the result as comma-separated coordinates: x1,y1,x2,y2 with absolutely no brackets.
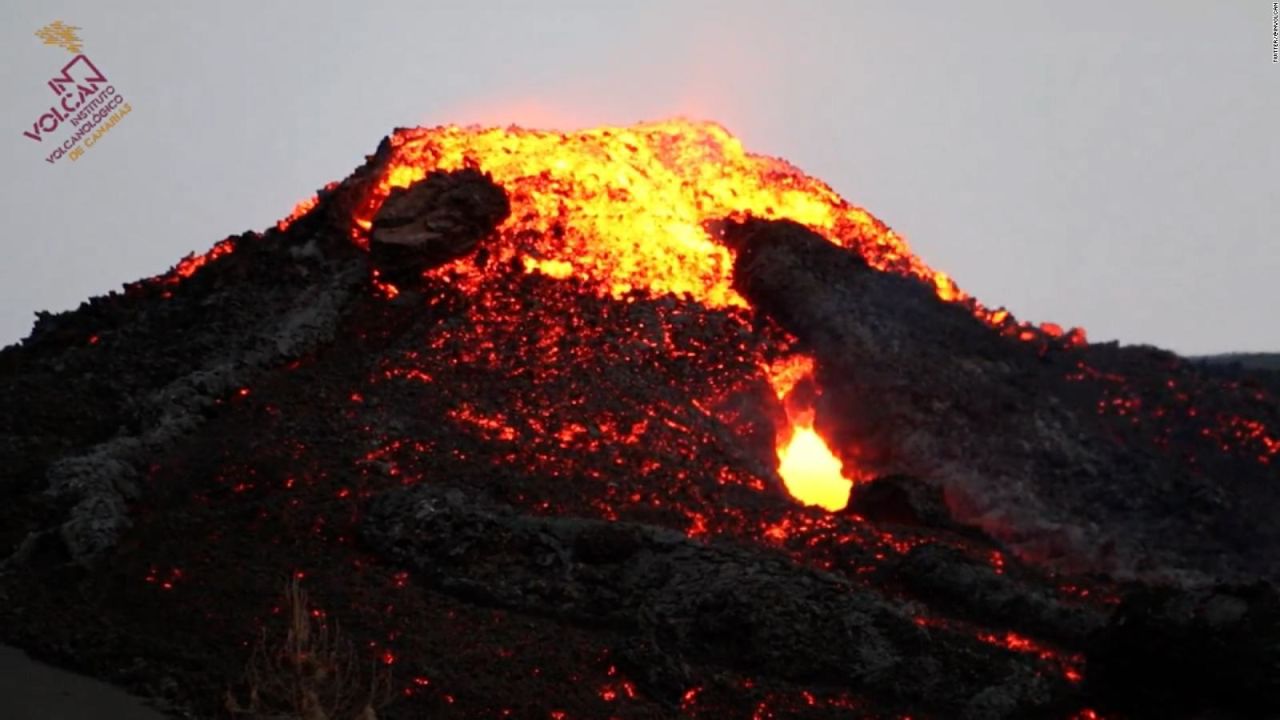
0,645,169,720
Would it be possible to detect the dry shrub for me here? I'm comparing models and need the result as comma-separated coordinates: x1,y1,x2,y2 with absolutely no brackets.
226,577,390,720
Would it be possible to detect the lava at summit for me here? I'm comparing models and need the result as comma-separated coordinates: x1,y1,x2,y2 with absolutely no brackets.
349,120,951,307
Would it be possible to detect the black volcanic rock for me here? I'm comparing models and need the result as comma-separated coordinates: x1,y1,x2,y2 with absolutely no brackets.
363,484,1066,718
369,168,510,285
846,474,956,531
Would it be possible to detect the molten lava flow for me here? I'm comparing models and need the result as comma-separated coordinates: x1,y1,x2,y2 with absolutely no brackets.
350,121,967,310
345,120,912,506
766,355,855,510
343,121,1088,348
282,119,1086,507
777,424,850,511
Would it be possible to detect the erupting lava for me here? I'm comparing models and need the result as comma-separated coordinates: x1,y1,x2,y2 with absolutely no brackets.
764,355,855,508
348,120,957,307
282,118,1078,509
777,425,850,511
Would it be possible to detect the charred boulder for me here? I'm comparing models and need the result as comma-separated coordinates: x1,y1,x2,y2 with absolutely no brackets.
369,168,510,285
846,474,955,530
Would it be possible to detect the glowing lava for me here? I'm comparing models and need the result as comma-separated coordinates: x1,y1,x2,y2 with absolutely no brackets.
777,424,850,511
765,355,854,509
277,119,1080,509
341,120,913,506
348,120,958,310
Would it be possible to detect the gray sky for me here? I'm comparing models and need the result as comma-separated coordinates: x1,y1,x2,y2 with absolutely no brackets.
1,1,1276,354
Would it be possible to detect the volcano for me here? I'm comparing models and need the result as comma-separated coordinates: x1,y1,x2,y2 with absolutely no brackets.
2,119,1279,719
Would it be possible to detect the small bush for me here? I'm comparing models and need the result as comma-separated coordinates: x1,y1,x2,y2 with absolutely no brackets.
226,577,390,720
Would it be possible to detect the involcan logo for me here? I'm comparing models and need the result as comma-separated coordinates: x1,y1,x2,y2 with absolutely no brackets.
22,22,133,165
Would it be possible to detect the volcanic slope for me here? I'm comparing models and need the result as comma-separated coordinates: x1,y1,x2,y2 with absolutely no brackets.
2,121,1279,720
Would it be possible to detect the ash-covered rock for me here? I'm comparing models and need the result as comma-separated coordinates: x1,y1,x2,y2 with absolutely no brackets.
369,168,510,285
2,222,366,566
363,483,1068,718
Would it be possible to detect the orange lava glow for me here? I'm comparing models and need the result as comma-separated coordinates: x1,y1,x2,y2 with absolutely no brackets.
168,238,235,284
277,181,336,232
294,119,1084,506
347,120,914,506
352,119,958,309
777,424,851,511
277,195,319,232
763,354,855,508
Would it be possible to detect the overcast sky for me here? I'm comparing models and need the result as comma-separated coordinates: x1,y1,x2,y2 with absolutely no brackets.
1,1,1276,354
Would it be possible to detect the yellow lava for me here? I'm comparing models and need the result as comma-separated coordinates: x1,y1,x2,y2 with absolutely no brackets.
350,120,962,311
777,424,851,511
